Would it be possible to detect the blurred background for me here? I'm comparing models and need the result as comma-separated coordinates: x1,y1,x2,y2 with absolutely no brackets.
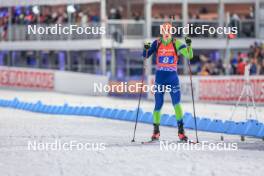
0,0,263,78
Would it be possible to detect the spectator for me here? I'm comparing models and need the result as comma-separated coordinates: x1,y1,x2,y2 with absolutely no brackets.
132,12,140,21
79,12,88,25
199,63,210,76
109,8,121,20
89,11,99,22
250,58,258,75
236,58,246,75
230,55,238,74
259,60,264,75
199,7,208,14
230,13,240,37
216,59,225,75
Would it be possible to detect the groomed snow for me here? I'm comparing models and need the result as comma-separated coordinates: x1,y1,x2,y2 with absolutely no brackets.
0,89,264,176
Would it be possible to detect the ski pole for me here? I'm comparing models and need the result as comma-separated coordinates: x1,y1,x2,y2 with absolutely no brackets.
187,60,199,143
131,49,148,142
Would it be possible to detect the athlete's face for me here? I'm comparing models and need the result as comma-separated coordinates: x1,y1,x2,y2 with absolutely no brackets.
162,32,172,41
161,23,172,41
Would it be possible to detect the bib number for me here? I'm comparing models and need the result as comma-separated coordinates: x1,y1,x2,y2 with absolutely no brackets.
158,56,174,64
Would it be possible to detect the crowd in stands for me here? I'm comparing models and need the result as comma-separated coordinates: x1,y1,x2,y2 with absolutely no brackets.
0,4,138,26
197,58,225,76
230,42,264,75
7,5,100,25
0,5,100,40
198,42,264,76
1,4,263,76
0,3,256,40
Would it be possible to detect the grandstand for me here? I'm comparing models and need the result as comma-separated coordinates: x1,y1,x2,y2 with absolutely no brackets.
0,0,263,77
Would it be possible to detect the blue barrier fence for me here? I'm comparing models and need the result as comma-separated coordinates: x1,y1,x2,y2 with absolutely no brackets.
0,97,263,138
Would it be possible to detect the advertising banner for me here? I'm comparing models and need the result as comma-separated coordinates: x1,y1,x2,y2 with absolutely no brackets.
147,75,264,104
199,76,264,104
0,67,54,90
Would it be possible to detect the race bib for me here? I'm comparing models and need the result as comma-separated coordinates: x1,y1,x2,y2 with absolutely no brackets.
158,56,174,64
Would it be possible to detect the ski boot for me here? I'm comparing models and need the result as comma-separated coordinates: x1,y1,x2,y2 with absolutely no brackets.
151,124,160,141
177,120,188,142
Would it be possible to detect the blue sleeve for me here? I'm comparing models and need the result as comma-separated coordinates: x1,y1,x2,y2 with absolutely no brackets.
143,40,157,58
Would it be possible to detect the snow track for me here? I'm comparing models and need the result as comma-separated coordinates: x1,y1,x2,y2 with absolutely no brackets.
0,107,264,176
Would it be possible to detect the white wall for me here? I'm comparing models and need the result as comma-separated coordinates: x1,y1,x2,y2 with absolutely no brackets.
0,66,108,96
54,71,108,96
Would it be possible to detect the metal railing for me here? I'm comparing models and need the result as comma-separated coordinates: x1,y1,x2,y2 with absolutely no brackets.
7,23,102,41
5,20,145,41
239,19,255,38
106,20,145,39
0,19,257,41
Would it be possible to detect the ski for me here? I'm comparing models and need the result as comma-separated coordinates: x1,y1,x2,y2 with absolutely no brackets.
178,139,198,144
141,139,161,144
141,139,198,145
107,139,198,148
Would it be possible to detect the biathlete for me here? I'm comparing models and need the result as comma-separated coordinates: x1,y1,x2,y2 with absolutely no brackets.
143,22,193,142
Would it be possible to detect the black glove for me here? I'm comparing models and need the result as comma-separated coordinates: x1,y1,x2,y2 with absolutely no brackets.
185,36,192,46
144,41,151,50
